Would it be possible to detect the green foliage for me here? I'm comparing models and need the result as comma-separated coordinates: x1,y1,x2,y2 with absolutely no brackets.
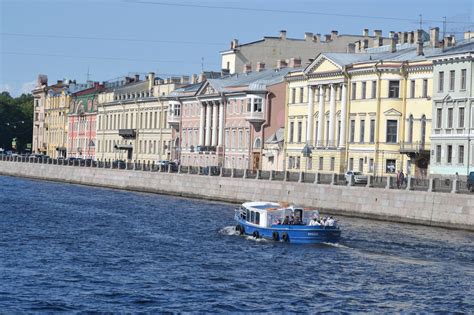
0,92,33,152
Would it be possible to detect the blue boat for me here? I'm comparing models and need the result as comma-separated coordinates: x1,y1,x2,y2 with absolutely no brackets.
234,202,341,244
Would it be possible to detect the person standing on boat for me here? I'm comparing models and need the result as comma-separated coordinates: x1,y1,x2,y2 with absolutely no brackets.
309,217,321,226
282,216,289,225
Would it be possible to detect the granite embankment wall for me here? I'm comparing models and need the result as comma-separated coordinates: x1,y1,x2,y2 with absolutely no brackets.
1,160,473,231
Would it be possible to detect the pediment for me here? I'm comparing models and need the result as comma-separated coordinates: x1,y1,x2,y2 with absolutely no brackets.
196,81,218,96
384,108,402,117
442,94,453,103
304,54,343,76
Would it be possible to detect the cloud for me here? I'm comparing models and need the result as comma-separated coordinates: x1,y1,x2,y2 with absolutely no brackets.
0,83,13,94
20,80,36,95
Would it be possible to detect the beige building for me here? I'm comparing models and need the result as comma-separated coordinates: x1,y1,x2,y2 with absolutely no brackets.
221,29,393,74
96,74,189,163
32,75,48,154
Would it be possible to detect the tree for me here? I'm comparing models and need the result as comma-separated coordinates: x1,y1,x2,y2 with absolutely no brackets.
0,92,33,152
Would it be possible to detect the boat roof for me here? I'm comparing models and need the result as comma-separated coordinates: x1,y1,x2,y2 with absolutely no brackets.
242,202,281,210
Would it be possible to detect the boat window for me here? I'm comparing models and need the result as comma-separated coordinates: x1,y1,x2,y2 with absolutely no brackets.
250,211,255,223
246,209,250,221
256,212,260,225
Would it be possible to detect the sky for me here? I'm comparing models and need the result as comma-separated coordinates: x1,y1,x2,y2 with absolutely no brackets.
1,0,473,96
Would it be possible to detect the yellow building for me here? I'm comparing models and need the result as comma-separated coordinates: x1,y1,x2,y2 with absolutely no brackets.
285,37,436,177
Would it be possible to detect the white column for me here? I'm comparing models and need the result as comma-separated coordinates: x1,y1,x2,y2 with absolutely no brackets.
339,83,347,148
306,86,314,143
328,84,336,147
199,103,205,146
218,102,224,146
212,101,218,146
205,103,212,146
317,85,325,147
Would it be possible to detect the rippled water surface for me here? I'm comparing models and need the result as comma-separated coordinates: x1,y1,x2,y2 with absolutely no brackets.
1,175,473,312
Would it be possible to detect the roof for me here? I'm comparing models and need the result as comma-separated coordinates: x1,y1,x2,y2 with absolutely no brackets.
265,127,284,144
430,39,474,59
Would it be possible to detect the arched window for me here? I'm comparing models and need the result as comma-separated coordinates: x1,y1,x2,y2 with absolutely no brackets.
420,115,426,146
408,114,414,143
254,137,262,149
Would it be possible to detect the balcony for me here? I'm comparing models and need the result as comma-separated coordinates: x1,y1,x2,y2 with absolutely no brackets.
118,129,137,139
244,111,265,126
167,113,180,129
400,141,430,155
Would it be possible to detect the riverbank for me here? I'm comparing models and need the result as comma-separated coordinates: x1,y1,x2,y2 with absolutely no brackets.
0,160,473,231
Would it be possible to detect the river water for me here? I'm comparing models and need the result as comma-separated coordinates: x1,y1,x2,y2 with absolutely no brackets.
0,175,472,312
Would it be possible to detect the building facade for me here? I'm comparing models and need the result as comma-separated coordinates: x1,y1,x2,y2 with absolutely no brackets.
172,67,295,170
96,74,187,163
32,75,48,154
67,83,104,159
430,39,474,176
285,31,441,177
221,29,393,74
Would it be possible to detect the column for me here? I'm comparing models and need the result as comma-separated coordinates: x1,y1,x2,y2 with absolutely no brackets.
212,101,218,146
306,86,314,143
317,85,325,146
199,103,205,146
328,84,336,147
339,83,347,148
205,103,212,146
218,102,224,146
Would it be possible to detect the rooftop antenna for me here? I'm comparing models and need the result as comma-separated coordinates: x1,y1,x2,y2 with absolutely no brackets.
419,14,423,30
86,67,91,81
201,57,204,72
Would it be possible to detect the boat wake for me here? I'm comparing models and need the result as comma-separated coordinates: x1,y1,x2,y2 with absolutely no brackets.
322,242,351,249
218,226,239,236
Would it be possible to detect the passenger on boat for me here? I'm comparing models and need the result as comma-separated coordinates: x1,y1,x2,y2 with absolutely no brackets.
289,216,295,225
282,216,290,225
293,216,302,225
274,218,282,225
309,217,321,226
325,217,336,227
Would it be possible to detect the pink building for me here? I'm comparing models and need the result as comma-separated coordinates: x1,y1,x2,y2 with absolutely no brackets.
170,66,298,170
68,83,104,159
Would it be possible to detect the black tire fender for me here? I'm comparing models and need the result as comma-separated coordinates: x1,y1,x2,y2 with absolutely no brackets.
252,231,260,239
282,232,289,242
272,231,279,241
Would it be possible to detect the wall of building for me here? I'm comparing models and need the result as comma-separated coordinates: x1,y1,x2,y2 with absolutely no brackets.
1,160,472,231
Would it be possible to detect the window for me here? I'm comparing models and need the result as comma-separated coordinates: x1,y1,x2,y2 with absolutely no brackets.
410,80,415,98
447,145,452,164
349,158,354,171
359,158,364,172
369,158,374,172
295,156,300,169
436,108,442,128
319,157,323,170
439,71,444,92
388,81,400,98
351,82,356,100
370,119,375,143
337,120,341,146
289,122,294,143
422,79,428,98
291,88,296,104
361,82,366,99
299,87,304,103
330,157,335,171
448,108,453,128
359,119,365,143
421,115,426,145
288,156,294,169
297,121,302,143
459,145,464,164
371,80,377,99
386,120,398,143
350,120,355,143
255,212,260,225
253,98,263,112
461,69,467,90
386,159,396,173
436,145,441,163
449,70,455,91
408,115,414,143
459,108,465,128
238,130,243,149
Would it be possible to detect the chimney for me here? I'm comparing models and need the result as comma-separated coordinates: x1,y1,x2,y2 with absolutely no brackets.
289,58,301,68
304,32,313,41
363,28,369,37
231,39,238,49
464,31,474,40
390,37,397,53
324,34,332,42
198,73,206,82
280,30,287,40
408,31,414,44
57,80,63,85
134,74,140,82
147,72,155,90
363,39,369,49
397,32,403,43
373,30,382,37
373,30,383,48
256,62,265,72
443,36,454,48
416,29,424,56
430,27,440,47
402,32,408,43
389,31,395,38
191,74,198,84
277,59,288,69
331,30,338,40
356,40,362,52
180,76,189,84
347,43,356,53
243,63,252,73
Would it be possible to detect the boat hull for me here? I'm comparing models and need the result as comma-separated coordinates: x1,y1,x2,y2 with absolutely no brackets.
234,217,341,244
